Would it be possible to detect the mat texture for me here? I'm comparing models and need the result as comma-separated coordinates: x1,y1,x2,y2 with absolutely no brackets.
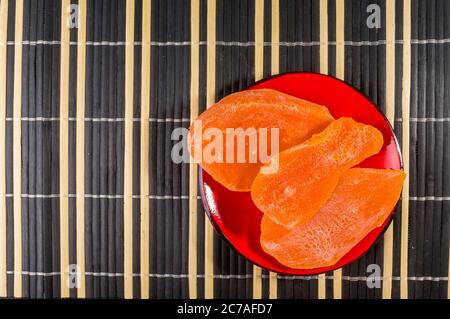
0,0,449,299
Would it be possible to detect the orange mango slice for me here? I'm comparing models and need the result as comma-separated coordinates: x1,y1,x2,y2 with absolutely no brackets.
188,89,334,192
251,117,384,227
260,168,405,269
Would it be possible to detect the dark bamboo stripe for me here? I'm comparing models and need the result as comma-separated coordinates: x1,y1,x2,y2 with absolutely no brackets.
43,0,60,298
429,0,445,299
152,0,166,297
422,0,436,299
84,0,96,297
132,0,143,299
84,0,126,298
20,0,63,298
140,0,151,299
195,0,207,299
50,0,61,298
442,0,450,299
409,0,419,299
408,0,450,299
173,0,190,298
180,0,190,298
116,0,126,299
410,0,429,299
149,0,190,298
97,0,109,297
429,0,448,299
163,0,174,298
24,0,37,298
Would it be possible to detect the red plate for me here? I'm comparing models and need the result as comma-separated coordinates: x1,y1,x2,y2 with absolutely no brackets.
199,72,403,275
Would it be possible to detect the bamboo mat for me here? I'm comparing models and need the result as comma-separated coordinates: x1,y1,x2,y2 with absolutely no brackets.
0,0,449,299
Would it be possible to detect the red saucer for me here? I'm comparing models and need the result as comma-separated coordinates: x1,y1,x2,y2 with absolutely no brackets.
199,72,403,275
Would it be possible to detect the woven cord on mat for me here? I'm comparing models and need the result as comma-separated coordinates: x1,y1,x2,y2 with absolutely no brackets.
0,0,449,299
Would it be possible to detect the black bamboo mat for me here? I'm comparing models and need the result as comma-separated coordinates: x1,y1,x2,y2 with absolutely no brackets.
0,0,449,299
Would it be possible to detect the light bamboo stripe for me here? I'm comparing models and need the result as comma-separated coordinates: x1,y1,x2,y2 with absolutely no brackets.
140,0,151,299
59,0,71,298
13,0,23,298
76,0,87,298
271,0,279,76
319,0,328,76
317,0,328,299
254,0,264,81
189,0,200,299
401,0,411,300
252,0,264,300
124,0,135,299
333,0,345,299
335,0,345,81
382,0,396,300
269,0,279,299
385,1,396,125
0,0,8,298
205,0,216,299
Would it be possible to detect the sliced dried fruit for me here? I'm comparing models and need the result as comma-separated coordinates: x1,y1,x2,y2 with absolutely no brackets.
260,168,405,269
251,117,384,227
188,89,334,192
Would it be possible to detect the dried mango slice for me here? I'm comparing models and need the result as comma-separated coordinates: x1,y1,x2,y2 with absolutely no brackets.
251,117,384,227
188,89,334,192
260,168,405,269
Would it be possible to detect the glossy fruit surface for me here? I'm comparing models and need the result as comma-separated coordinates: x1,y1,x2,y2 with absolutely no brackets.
260,168,406,269
251,117,384,228
189,88,333,191
200,72,403,275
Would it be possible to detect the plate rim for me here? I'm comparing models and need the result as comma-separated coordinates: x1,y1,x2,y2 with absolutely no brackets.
198,71,404,276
